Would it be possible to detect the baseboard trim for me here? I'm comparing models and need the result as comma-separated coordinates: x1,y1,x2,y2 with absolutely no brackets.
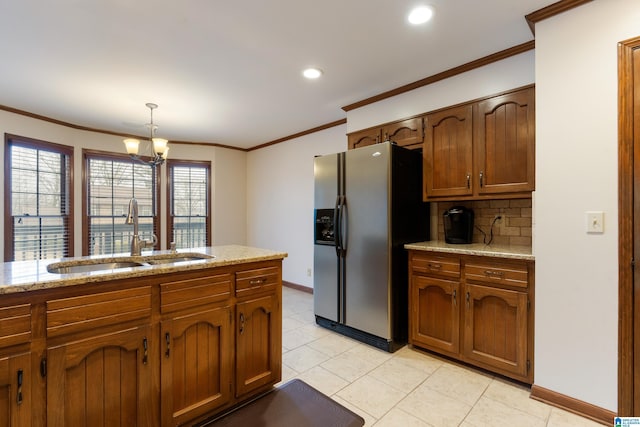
530,385,615,425
282,281,313,294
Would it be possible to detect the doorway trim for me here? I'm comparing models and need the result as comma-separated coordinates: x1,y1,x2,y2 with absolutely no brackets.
618,35,640,416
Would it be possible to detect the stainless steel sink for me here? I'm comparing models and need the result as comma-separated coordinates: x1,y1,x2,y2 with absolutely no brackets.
47,261,146,274
46,252,214,274
144,254,212,265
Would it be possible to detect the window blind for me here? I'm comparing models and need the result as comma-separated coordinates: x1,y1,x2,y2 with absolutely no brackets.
9,143,71,261
170,164,209,249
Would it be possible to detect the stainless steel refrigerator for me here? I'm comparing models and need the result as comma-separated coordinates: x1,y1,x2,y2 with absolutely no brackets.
313,142,429,352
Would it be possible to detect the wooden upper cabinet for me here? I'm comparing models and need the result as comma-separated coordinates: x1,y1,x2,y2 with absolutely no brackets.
475,87,535,195
347,117,424,150
348,128,381,150
383,117,423,149
423,86,535,200
423,105,473,199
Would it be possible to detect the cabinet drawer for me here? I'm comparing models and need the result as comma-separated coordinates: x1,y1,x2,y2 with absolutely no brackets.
160,273,232,313
0,304,31,348
465,262,528,289
236,266,279,297
47,287,152,338
411,254,460,279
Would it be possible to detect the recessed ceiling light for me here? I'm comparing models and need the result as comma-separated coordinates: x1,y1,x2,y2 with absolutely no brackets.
303,68,323,79
408,5,434,25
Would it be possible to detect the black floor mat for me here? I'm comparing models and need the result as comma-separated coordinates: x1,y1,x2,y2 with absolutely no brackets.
204,379,365,427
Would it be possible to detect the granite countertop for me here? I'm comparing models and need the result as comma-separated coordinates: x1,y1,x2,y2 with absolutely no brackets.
405,241,534,261
0,245,288,295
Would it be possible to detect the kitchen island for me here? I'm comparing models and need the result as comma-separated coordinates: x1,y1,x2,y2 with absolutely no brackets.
405,241,534,383
0,245,287,427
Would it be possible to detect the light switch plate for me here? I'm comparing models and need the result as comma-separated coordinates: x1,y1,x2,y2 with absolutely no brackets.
586,211,604,233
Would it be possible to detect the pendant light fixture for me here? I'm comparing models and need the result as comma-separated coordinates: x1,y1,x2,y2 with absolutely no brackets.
123,102,169,167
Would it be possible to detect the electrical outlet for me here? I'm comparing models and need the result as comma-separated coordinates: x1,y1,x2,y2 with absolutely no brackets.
586,211,604,233
307,268,312,277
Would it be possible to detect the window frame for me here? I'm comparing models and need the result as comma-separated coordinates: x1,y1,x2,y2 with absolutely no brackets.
166,159,211,249
4,134,75,262
82,149,161,256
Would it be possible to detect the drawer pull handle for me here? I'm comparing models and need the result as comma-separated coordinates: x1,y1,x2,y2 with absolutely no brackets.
142,337,148,365
239,312,245,334
249,278,267,285
17,369,23,405
484,270,504,278
428,263,442,270
466,174,470,189
479,171,484,187
165,332,171,358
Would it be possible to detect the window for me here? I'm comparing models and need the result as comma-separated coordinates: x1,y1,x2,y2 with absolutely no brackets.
84,150,159,255
4,135,73,262
167,160,210,249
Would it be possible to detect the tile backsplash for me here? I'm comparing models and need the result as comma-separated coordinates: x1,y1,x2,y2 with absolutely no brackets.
433,199,532,247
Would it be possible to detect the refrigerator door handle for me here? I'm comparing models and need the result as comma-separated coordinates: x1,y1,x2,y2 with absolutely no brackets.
334,195,342,256
341,197,348,254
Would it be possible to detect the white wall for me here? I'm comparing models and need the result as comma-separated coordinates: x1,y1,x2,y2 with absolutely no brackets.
0,109,247,259
347,50,535,133
246,125,347,288
534,0,640,412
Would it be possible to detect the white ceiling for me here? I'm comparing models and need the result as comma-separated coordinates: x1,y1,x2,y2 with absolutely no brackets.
0,0,552,150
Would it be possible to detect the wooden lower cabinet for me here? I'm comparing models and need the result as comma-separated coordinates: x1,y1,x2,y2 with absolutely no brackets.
235,293,281,398
463,284,528,378
161,307,232,427
0,303,32,427
409,250,533,383
0,258,283,427
46,325,154,427
410,275,460,356
0,352,31,427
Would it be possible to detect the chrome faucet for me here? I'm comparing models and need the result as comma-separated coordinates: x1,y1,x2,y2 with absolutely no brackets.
125,198,157,256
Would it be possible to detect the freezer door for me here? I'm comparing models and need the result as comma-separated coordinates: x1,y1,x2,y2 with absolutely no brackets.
343,143,392,338
314,243,340,321
313,152,340,322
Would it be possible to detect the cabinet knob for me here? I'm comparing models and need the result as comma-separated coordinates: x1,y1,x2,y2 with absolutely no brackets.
165,332,171,358
452,289,457,306
142,337,148,365
466,174,471,189
239,312,245,334
479,171,484,187
484,270,504,279
17,369,23,405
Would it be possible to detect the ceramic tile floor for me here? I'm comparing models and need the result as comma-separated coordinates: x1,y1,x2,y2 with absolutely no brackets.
279,286,604,427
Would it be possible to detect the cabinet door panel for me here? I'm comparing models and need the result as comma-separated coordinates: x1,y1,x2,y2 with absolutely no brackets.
348,128,381,150
236,294,281,397
475,87,535,194
410,275,460,355
424,105,473,199
47,326,153,427
463,284,527,377
161,307,232,427
0,353,31,427
383,118,423,148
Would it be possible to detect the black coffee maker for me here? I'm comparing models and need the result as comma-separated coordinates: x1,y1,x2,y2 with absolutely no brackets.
443,206,474,244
